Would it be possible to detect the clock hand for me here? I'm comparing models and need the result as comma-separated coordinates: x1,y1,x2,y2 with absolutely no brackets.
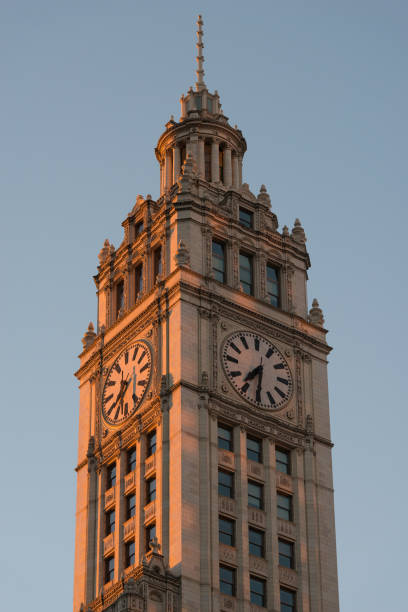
256,363,263,403
244,365,260,381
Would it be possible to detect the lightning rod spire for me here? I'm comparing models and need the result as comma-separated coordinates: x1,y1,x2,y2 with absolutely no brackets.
195,15,206,91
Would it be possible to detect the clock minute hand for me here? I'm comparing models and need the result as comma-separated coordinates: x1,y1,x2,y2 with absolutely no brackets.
256,365,263,403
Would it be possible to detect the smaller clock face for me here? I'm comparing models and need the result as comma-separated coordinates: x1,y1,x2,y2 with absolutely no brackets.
102,341,152,426
222,331,293,411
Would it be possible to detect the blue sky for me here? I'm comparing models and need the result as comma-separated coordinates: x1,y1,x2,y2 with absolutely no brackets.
1,1,407,610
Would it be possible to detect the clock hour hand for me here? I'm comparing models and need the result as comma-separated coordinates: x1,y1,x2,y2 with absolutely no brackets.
244,365,260,381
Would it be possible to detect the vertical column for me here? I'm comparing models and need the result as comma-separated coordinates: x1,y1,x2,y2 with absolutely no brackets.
209,415,219,611
95,467,106,595
294,448,310,612
180,95,186,119
161,398,170,561
211,138,220,183
238,155,243,187
265,438,280,610
232,152,239,189
85,460,98,603
304,444,322,611
223,146,232,188
160,161,164,196
116,450,126,580
236,426,250,610
135,435,144,563
165,149,173,191
197,137,205,178
156,419,163,552
173,145,181,184
199,394,211,609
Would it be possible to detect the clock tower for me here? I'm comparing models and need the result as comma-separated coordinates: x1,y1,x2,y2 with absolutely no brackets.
74,16,340,612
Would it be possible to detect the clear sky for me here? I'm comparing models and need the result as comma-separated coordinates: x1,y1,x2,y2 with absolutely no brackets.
1,1,407,610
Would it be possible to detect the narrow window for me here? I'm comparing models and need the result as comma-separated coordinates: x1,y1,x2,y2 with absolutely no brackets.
247,435,262,463
104,556,114,583
248,480,263,509
107,463,116,489
277,493,293,521
218,424,233,451
205,143,212,180
276,448,291,474
126,494,136,520
250,576,266,607
105,509,115,536
134,220,144,237
219,516,235,547
239,208,253,229
146,477,156,504
219,565,235,596
180,145,186,168
125,541,135,568
195,95,202,110
147,430,156,457
207,97,213,113
146,523,156,552
134,264,143,302
280,587,296,611
279,539,295,569
218,470,234,498
239,253,253,295
212,241,226,283
153,247,162,282
267,264,280,307
219,150,224,183
116,280,124,318
249,527,265,557
127,446,136,473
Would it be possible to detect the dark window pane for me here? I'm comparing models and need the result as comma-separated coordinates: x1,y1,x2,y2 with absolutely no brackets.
134,264,143,301
205,143,211,181
218,424,233,451
219,517,235,546
127,447,136,473
277,493,292,521
218,470,234,498
207,98,213,113
276,448,290,474
239,208,253,229
279,539,294,569
106,509,115,536
126,494,136,520
147,430,156,456
125,541,135,567
135,220,144,237
248,481,263,509
146,523,156,552
116,281,124,318
280,587,295,611
247,436,262,463
250,576,266,606
146,478,156,504
104,556,114,583
107,463,116,489
249,528,264,557
212,241,226,283
267,264,280,307
154,247,162,282
239,253,253,295
219,565,235,596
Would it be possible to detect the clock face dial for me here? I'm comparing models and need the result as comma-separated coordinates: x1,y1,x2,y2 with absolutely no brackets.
102,341,152,426
222,331,293,411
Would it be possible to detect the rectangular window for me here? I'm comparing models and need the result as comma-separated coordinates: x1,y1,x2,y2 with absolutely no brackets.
104,556,114,584
219,516,235,547
218,470,234,498
280,587,296,611
248,480,263,509
105,509,115,536
147,430,156,457
239,253,253,295
219,150,224,183
219,565,235,596
212,241,226,283
125,541,135,568
153,247,162,282
146,477,156,504
247,435,262,463
134,220,144,237
205,143,212,181
267,264,280,307
134,264,143,301
107,463,116,489
207,98,213,113
126,494,136,520
279,539,295,569
127,446,136,473
277,493,293,521
239,208,253,229
276,448,291,474
249,527,265,557
218,424,233,451
116,280,124,318
250,576,266,607
146,523,156,552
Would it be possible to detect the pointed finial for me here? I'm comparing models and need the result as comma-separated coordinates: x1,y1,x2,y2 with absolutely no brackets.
195,15,206,91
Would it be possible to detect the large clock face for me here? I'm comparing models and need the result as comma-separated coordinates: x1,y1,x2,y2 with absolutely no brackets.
222,331,293,411
102,341,152,426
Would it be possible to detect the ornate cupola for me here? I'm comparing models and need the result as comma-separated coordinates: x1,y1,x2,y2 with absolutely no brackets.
155,15,247,196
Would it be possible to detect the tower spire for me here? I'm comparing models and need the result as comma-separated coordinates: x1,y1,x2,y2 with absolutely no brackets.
195,14,206,91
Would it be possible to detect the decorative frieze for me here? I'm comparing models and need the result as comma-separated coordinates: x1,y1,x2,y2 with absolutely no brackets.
276,472,293,494
103,532,114,557
144,500,156,524
123,517,136,541
277,519,296,539
219,543,237,565
218,496,236,517
104,487,115,510
218,449,235,470
248,508,266,528
124,470,136,494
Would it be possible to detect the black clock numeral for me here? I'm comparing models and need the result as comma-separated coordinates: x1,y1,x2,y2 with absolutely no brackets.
125,351,129,364
104,394,113,403
106,380,116,387
267,391,275,405
274,363,285,369
114,363,121,373
226,355,239,364
132,346,139,361
240,336,249,349
277,377,289,386
106,403,116,416
138,380,147,386
230,342,241,354
114,404,121,421
265,348,273,359
138,350,146,364
140,363,149,373
124,403,128,416
254,338,260,351
241,382,249,393
230,371,241,377
274,386,286,399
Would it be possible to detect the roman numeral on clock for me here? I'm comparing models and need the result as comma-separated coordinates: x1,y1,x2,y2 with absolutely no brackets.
254,338,260,351
138,351,146,364
114,363,121,373
265,348,273,359
230,371,241,377
267,391,275,405
226,355,239,364
274,363,284,369
277,377,289,385
241,382,249,393
140,363,149,373
240,336,248,349
132,346,139,361
274,386,286,399
230,342,241,354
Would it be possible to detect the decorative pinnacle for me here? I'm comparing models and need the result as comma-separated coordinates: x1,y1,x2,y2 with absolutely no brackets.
195,15,206,91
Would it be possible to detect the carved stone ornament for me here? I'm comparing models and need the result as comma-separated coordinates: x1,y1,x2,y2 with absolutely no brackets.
82,322,97,349
291,218,306,244
309,298,325,326
174,239,191,267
